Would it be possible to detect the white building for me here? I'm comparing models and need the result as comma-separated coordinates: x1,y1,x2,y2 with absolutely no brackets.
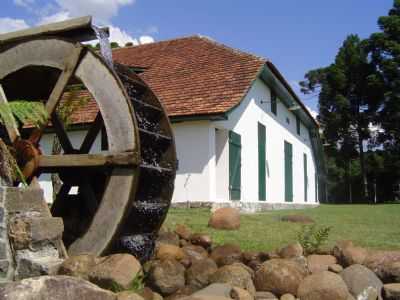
39,36,324,209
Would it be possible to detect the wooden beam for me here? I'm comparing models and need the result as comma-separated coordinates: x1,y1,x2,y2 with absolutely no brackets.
29,45,83,145
79,113,103,153
50,113,74,153
0,84,20,143
0,16,107,45
45,45,83,115
38,151,139,169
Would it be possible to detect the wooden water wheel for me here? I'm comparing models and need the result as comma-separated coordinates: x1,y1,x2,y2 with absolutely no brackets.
0,17,176,257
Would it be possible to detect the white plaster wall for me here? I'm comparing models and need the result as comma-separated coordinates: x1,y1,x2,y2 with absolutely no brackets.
214,78,318,204
171,121,214,203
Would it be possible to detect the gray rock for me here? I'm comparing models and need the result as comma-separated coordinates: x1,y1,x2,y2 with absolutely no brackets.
279,243,303,259
88,254,142,291
383,283,400,300
58,254,100,280
340,264,383,300
297,271,350,300
186,258,218,290
255,291,278,299
192,283,232,298
15,246,63,280
0,275,117,300
147,259,185,296
210,243,242,267
210,262,255,295
254,259,306,297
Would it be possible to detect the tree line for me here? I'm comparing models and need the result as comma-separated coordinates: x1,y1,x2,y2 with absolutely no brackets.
301,0,400,203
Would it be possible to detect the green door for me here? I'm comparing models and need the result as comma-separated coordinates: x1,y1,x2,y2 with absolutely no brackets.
258,122,266,201
284,141,293,202
303,153,308,202
229,131,241,200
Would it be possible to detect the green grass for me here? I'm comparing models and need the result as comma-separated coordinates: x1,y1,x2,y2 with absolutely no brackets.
164,204,400,252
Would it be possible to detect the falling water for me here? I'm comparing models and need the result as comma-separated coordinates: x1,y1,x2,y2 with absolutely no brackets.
92,25,114,69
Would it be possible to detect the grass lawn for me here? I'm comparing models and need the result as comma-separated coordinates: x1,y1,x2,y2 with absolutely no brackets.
164,204,400,252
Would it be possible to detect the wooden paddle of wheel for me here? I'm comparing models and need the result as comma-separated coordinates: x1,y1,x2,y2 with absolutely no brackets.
0,17,176,257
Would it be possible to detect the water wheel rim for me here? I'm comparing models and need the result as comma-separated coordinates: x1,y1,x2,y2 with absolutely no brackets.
0,38,140,255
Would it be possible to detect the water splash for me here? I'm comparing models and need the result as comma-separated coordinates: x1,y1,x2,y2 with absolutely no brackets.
92,25,114,69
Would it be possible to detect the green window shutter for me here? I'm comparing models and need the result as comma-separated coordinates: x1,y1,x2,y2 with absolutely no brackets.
258,122,266,201
284,141,293,202
296,115,301,135
303,153,308,202
271,90,277,115
229,131,241,201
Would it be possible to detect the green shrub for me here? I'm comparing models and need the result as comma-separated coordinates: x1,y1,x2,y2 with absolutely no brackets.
296,224,331,254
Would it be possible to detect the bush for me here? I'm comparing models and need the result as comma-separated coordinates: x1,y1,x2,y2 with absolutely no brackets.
296,224,331,254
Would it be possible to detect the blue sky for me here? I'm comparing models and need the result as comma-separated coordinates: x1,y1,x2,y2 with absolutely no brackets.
0,0,395,115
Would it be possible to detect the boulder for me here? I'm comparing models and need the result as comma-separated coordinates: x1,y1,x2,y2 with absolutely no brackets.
307,254,337,274
210,244,242,267
254,259,306,296
191,283,232,298
328,263,344,273
88,254,142,291
117,292,145,300
297,271,350,300
175,224,193,241
280,294,295,300
157,231,180,247
363,251,400,282
231,287,253,300
182,245,209,262
242,251,261,264
255,291,278,299
210,263,256,295
340,264,383,300
280,215,314,224
58,254,100,280
208,208,241,230
0,275,116,300
147,259,185,296
383,283,400,300
333,240,368,266
190,233,213,249
186,258,218,290
156,244,186,261
279,243,303,259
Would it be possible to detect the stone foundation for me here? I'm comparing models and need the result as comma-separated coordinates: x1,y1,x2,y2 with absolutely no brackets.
0,183,66,283
171,201,319,213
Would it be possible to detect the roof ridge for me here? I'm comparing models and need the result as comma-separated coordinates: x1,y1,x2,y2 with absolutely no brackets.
194,35,268,63
113,35,269,63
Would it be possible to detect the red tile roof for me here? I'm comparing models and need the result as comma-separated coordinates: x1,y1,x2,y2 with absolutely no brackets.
112,35,266,117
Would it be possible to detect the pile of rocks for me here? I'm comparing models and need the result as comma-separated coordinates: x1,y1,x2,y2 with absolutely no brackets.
1,207,400,300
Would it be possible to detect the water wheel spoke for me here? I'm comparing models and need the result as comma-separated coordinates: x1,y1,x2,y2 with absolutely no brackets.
38,151,139,171
51,113,75,153
29,45,84,144
0,84,20,143
79,112,103,153
79,182,99,216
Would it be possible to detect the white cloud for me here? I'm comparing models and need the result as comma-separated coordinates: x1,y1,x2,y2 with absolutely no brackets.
37,11,70,25
0,17,29,34
53,0,135,24
10,0,156,48
13,0,35,8
109,25,138,46
139,35,155,45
